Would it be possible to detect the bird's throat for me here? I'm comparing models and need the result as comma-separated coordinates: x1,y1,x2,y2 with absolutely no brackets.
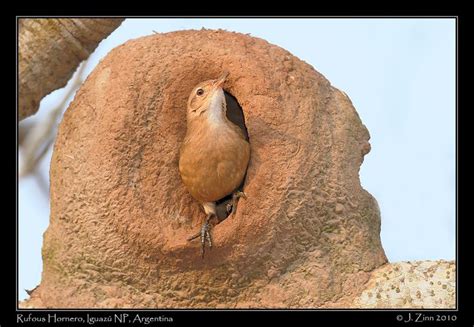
206,95,227,127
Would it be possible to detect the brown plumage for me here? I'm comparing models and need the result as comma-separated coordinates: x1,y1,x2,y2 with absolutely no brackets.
179,72,250,257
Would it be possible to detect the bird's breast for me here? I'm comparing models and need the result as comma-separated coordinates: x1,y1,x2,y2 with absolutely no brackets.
179,121,250,203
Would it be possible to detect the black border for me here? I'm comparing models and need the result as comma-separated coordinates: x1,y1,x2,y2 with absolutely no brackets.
6,14,469,326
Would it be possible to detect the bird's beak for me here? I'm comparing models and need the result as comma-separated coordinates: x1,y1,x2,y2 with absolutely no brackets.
215,71,229,88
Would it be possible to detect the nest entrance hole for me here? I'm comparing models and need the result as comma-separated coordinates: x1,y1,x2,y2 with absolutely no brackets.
214,91,249,221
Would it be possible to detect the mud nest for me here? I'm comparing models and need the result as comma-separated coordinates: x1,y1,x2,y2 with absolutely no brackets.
30,29,387,308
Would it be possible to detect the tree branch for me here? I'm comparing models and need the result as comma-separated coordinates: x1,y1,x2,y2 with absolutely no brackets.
19,18,124,120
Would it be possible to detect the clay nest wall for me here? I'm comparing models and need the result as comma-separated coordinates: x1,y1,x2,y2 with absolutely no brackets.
28,29,387,308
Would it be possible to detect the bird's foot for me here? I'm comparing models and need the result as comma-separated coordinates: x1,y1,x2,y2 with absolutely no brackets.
187,214,214,258
226,191,247,216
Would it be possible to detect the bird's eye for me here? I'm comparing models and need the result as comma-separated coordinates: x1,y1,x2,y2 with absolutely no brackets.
196,88,204,96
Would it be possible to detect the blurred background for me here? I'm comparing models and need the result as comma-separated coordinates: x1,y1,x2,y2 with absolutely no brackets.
19,18,456,301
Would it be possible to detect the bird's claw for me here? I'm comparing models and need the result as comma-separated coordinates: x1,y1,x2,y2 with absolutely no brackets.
200,220,212,258
236,191,247,200
187,215,213,258
229,191,247,215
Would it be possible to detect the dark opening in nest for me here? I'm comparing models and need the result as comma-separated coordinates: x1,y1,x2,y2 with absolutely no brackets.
214,91,249,221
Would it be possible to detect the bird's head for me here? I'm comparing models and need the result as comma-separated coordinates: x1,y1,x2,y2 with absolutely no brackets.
186,71,229,123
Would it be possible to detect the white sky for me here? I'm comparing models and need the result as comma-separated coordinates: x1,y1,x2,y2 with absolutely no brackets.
19,18,456,301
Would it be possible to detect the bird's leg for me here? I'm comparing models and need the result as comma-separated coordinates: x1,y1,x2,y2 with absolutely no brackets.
187,213,216,258
226,190,247,216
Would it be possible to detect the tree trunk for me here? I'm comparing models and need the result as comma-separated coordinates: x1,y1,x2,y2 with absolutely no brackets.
19,18,124,120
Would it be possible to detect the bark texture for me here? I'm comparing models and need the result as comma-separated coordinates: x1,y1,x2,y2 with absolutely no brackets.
19,18,124,120
353,260,455,308
26,29,390,308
